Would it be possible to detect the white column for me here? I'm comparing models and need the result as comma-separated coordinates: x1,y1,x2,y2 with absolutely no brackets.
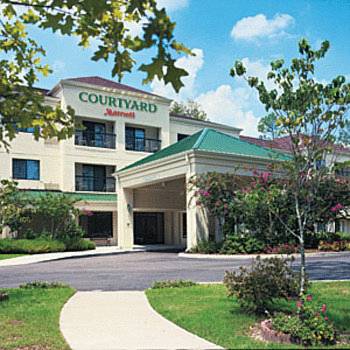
116,120,125,151
117,186,134,248
185,175,209,251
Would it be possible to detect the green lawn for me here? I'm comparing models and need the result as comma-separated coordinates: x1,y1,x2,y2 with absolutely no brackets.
146,282,350,349
0,254,26,261
0,287,75,350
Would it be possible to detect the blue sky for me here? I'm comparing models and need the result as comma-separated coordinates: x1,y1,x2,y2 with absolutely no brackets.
30,0,350,136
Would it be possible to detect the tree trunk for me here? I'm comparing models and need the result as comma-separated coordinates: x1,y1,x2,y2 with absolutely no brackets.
299,233,306,295
295,194,306,296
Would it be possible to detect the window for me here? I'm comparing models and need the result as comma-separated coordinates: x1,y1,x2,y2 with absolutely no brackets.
177,133,189,142
75,164,115,192
126,127,145,152
13,159,40,180
79,212,113,238
75,121,116,149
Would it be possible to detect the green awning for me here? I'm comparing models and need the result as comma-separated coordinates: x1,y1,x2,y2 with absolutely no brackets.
21,190,117,202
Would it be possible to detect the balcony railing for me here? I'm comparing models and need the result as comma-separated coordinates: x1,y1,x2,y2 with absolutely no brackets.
75,175,116,192
125,137,161,153
75,130,116,149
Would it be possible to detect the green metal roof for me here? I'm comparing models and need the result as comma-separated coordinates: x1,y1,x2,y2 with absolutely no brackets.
21,190,117,202
120,128,290,172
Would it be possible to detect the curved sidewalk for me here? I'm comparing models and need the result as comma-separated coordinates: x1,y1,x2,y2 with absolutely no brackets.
60,291,221,350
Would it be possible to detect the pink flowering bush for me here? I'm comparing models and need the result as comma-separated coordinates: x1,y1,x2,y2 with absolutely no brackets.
272,295,336,346
330,203,344,213
264,243,299,254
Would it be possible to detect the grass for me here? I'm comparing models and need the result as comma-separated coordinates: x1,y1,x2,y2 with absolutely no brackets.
146,281,350,349
0,254,26,260
0,286,75,350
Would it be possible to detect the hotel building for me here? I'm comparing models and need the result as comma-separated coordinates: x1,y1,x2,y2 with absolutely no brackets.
1,76,349,249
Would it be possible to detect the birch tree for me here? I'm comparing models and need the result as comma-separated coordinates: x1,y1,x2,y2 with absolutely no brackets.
230,38,350,294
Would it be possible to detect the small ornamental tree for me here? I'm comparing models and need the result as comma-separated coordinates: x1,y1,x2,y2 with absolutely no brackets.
0,180,30,233
32,193,82,242
0,0,191,148
230,38,350,294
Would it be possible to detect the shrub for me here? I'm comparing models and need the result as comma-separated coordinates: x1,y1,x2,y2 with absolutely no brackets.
151,280,198,289
19,281,68,289
0,238,95,253
271,295,336,346
65,238,95,251
189,240,221,254
318,240,349,252
224,257,303,313
0,238,65,254
220,234,265,254
264,243,299,254
306,231,350,248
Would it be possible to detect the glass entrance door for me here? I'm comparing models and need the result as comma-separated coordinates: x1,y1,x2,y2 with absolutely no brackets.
134,212,164,245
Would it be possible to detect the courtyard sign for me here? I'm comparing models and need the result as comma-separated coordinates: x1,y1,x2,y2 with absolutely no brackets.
78,91,158,118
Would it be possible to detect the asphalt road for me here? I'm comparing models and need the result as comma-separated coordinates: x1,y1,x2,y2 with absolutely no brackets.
1,251,350,291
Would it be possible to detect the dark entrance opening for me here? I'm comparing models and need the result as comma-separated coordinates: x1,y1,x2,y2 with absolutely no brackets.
79,211,113,238
134,212,164,245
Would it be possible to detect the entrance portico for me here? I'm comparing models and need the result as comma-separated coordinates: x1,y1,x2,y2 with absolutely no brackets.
116,128,288,250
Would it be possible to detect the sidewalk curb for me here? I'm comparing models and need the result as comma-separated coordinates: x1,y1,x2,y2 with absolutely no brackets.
178,251,349,260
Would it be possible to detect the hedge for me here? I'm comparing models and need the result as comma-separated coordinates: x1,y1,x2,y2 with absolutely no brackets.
0,238,95,254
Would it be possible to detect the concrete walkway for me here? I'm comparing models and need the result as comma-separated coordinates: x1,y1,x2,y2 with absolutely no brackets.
60,291,221,350
0,247,136,267
0,245,183,267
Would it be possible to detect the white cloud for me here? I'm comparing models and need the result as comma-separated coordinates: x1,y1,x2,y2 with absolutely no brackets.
150,51,274,136
196,85,260,136
151,48,204,100
195,57,273,136
157,0,188,11
231,13,294,41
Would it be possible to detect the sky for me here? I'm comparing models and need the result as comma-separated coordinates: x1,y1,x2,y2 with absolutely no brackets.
28,0,350,136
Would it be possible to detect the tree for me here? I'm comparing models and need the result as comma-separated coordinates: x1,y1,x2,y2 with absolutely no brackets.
170,99,208,120
230,38,350,294
258,113,279,139
0,180,30,233
0,0,191,148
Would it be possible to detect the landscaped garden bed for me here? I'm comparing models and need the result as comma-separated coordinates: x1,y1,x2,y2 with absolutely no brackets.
147,281,350,349
0,283,75,350
188,231,350,256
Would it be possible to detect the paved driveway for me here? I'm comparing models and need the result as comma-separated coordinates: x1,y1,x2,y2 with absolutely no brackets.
0,251,350,291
